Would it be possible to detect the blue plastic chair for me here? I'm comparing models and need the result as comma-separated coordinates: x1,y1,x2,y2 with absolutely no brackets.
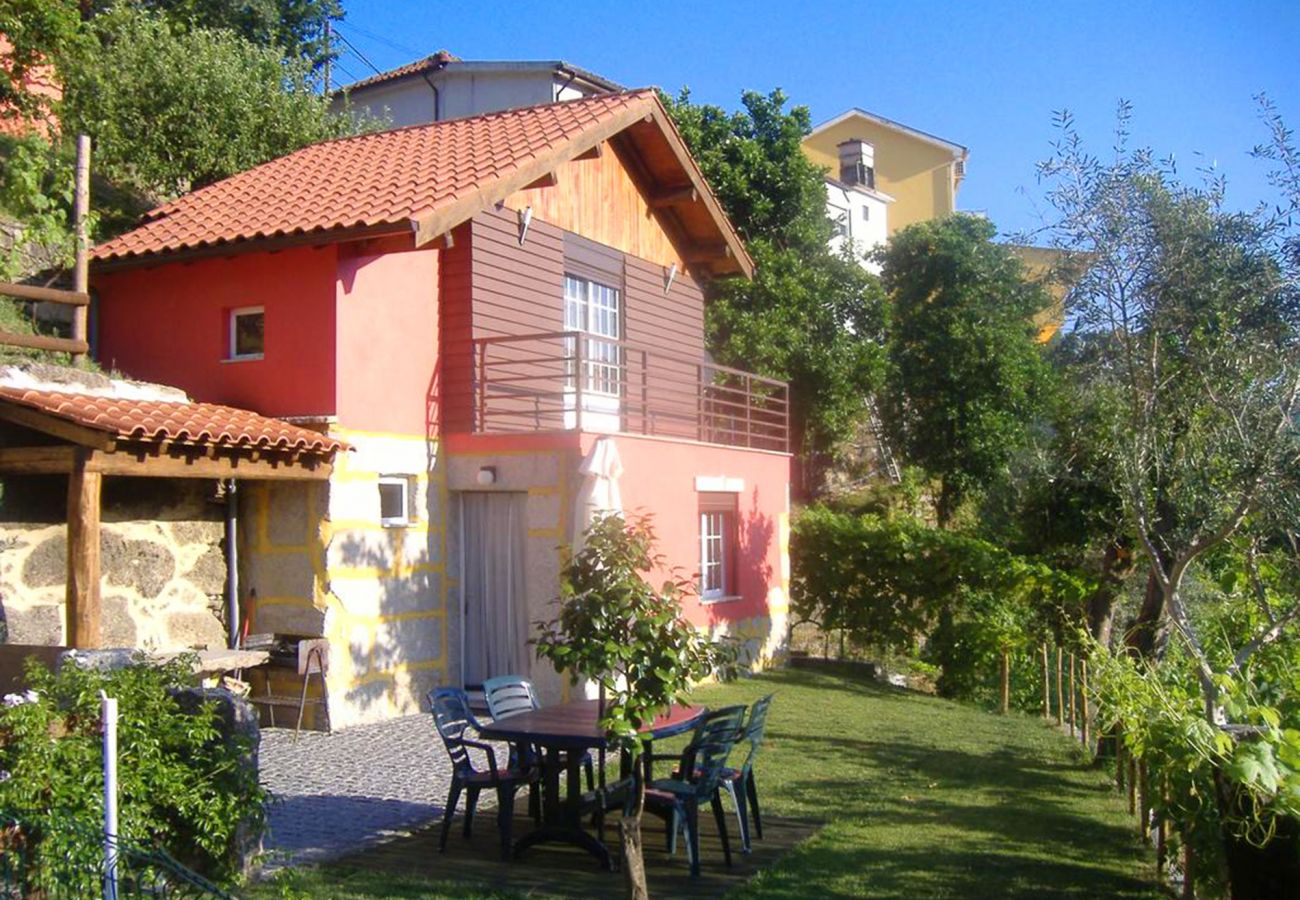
428,686,535,859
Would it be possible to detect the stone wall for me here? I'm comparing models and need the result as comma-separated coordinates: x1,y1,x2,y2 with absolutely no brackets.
0,476,228,649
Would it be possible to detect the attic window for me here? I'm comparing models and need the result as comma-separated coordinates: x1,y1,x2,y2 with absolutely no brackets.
229,307,264,361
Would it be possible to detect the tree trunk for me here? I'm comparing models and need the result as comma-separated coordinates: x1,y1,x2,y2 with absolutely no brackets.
1068,652,1077,737
1088,539,1135,647
621,774,649,900
1056,646,1065,727
1126,569,1172,660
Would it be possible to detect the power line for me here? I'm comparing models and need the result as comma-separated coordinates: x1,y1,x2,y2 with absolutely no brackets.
331,27,385,76
339,21,425,59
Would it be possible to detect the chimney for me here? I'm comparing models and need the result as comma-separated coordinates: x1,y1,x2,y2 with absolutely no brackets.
837,139,876,189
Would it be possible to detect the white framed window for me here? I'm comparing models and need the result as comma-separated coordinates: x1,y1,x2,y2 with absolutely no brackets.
698,492,738,601
564,274,621,396
378,475,413,527
228,306,264,361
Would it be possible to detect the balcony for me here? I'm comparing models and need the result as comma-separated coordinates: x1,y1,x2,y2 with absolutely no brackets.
467,331,789,453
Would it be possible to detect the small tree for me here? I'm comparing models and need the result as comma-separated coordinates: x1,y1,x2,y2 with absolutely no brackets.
533,514,734,900
877,214,1053,526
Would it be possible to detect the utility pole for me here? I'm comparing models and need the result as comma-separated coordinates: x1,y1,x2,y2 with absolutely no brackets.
323,21,332,95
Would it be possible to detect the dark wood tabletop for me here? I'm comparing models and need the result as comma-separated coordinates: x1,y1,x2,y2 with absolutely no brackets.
478,698,704,749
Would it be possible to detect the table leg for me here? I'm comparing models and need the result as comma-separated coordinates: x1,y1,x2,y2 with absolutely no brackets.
511,744,613,871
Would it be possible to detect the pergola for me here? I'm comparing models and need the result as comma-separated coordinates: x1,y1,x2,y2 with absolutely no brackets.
0,385,346,648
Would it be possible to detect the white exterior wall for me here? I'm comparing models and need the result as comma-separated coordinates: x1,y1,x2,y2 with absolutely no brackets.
336,70,596,128
826,180,890,273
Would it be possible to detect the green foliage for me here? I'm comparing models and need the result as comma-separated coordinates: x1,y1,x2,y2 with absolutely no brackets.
790,506,1092,705
0,656,266,885
0,0,81,124
878,214,1053,525
61,6,360,201
82,0,342,71
533,514,736,755
0,132,78,278
663,89,887,489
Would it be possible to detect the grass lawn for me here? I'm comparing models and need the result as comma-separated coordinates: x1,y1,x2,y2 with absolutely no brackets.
255,666,1161,899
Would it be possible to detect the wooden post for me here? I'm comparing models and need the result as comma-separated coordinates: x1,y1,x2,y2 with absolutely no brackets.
1041,643,1050,719
1081,658,1090,748
73,134,90,358
1182,832,1195,899
1127,756,1137,815
1156,779,1168,876
999,650,1010,715
1068,652,1078,737
1116,740,1126,793
66,449,102,648
1138,761,1150,842
1056,646,1065,727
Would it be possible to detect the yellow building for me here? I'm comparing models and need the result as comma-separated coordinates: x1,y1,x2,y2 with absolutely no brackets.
802,108,969,237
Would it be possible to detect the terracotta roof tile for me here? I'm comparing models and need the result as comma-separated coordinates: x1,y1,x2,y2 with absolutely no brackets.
94,91,656,264
0,387,348,456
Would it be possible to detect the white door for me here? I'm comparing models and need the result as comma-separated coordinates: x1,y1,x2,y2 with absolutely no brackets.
459,492,529,686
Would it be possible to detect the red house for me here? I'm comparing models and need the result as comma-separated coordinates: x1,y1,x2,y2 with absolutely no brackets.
92,91,791,728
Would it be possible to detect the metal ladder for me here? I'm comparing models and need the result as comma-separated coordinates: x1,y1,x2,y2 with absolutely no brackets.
865,395,901,484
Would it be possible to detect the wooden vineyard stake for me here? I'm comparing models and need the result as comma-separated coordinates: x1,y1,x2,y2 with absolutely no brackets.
1068,652,1077,737
999,650,1010,714
1056,646,1065,727
1041,643,1050,719
1081,658,1090,748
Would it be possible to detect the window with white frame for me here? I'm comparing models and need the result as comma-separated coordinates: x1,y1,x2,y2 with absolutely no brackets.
698,492,738,600
564,274,621,395
228,307,264,360
378,475,413,527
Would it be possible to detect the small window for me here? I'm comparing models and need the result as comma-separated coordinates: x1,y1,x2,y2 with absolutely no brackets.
861,205,871,221
379,476,413,527
229,307,264,360
698,492,738,600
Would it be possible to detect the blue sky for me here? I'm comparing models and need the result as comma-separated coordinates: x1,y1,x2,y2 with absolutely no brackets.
339,1,1300,237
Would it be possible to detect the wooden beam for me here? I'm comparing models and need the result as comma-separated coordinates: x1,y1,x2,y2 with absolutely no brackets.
73,134,90,351
97,447,334,480
521,172,558,191
0,330,90,355
66,448,102,649
647,186,699,209
0,404,115,450
684,243,733,264
0,282,90,306
0,445,77,474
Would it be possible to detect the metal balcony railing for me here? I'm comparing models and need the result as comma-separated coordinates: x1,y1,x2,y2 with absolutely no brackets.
466,331,789,453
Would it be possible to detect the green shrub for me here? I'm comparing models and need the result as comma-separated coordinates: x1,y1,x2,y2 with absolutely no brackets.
0,655,266,886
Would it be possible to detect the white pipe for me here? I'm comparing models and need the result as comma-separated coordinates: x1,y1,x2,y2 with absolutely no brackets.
101,690,119,900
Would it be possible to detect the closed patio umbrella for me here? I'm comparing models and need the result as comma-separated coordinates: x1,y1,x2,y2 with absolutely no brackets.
572,436,623,550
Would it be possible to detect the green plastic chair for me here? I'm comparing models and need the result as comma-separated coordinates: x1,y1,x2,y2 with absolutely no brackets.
645,736,739,877
428,686,535,859
720,693,774,851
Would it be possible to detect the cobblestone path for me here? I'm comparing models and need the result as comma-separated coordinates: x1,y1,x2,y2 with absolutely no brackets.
259,714,457,867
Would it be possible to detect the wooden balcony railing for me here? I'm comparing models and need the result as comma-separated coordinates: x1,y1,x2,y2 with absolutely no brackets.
467,331,789,453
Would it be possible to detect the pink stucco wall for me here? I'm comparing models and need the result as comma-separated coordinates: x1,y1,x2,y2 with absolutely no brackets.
587,433,790,628
335,246,440,436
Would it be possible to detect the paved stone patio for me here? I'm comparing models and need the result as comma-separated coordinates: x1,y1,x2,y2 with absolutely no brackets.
259,714,458,867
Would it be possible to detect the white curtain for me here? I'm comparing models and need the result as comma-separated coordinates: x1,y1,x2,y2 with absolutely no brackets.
572,436,624,549
460,492,529,686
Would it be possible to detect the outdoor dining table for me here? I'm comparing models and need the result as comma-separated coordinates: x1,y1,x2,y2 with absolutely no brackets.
477,698,705,869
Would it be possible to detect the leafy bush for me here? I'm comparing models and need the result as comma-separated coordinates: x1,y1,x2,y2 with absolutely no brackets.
791,506,1093,707
0,655,266,886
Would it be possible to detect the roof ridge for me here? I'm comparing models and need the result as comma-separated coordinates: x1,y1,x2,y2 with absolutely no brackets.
140,89,658,224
